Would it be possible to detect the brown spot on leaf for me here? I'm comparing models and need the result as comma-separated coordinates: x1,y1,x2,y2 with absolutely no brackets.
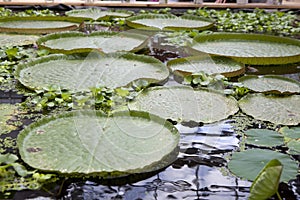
36,130,45,134
26,147,42,153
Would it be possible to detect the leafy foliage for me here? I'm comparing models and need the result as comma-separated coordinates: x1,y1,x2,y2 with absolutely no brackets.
186,8,300,37
0,153,57,192
0,7,56,18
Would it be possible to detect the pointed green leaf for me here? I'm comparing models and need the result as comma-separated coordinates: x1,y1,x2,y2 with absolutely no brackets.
249,159,283,200
11,163,33,177
0,153,18,164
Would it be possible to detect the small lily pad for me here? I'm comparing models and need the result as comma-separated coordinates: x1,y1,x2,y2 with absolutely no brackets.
239,94,300,125
128,86,239,123
16,52,169,91
126,14,214,31
279,127,300,155
244,129,284,148
286,140,300,155
228,149,298,183
17,110,179,177
279,126,300,140
239,75,300,94
167,55,245,78
37,31,148,54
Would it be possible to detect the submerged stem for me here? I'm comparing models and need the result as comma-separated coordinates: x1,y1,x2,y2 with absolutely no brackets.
276,191,283,200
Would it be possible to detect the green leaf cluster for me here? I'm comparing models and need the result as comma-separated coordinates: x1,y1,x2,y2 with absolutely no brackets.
0,153,57,193
0,7,56,18
183,72,226,89
187,8,299,37
20,85,136,114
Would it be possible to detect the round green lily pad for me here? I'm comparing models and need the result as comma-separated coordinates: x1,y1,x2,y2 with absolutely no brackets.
126,14,214,31
0,16,82,34
167,55,245,78
15,53,169,91
37,31,148,54
239,93,300,125
17,110,179,176
0,34,39,46
66,8,133,21
228,149,298,183
244,129,284,148
239,75,300,94
189,33,300,65
128,86,239,123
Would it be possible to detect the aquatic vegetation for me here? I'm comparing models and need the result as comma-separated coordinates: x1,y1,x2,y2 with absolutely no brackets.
187,8,300,37
0,6,298,199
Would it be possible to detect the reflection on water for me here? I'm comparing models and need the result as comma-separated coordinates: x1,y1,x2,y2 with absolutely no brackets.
63,121,252,200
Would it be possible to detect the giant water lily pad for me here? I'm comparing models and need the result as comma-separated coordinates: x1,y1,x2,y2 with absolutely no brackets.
189,33,300,65
17,111,179,176
228,149,298,183
239,75,300,94
66,8,133,21
0,34,39,46
128,86,239,123
239,94,300,125
37,31,148,54
244,129,284,148
126,14,214,31
167,55,245,78
15,53,169,91
0,16,82,34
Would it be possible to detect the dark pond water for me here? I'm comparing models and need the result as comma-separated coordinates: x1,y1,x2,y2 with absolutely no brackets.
1,25,300,200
